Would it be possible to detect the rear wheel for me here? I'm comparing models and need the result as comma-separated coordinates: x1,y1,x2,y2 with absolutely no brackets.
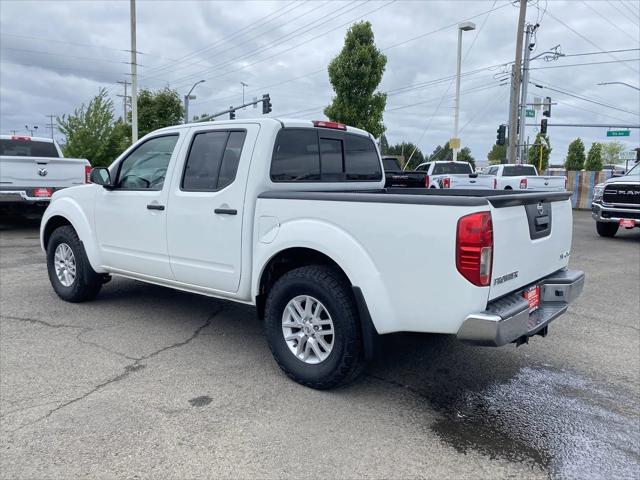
46,226,103,302
596,221,618,238
264,265,365,389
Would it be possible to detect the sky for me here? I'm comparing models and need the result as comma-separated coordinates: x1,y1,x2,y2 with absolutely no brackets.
1,0,639,166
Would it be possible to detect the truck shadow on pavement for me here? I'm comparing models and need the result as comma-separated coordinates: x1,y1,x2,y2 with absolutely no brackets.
90,279,640,479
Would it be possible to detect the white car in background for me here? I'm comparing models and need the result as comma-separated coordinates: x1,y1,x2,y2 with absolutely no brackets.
485,164,566,191
0,135,90,215
413,161,494,189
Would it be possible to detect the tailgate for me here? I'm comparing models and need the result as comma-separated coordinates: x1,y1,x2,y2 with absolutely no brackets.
0,156,88,188
449,174,493,189
488,191,573,300
526,176,566,191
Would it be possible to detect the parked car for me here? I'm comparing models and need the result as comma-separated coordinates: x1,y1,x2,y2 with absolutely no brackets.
382,156,427,188
414,161,494,189
592,162,640,237
0,135,90,216
40,119,584,389
484,164,566,191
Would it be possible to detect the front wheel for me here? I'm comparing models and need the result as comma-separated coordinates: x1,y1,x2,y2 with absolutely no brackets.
596,221,619,238
264,265,365,389
46,226,103,302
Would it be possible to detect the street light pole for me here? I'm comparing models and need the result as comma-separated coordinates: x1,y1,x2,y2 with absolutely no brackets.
453,21,475,162
241,81,248,105
518,24,536,164
184,80,206,124
597,81,640,92
507,0,528,164
130,0,138,143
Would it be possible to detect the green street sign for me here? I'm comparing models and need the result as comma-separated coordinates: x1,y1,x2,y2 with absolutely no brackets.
525,109,535,118
607,130,630,137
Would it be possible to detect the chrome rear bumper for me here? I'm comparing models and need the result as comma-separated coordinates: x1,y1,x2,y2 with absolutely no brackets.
457,269,585,347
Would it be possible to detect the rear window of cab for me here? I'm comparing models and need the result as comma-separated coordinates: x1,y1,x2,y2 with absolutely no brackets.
270,128,382,182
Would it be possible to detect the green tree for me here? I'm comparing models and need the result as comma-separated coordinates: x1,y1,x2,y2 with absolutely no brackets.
379,133,389,154
565,138,586,171
136,87,184,137
528,133,551,171
458,147,475,170
57,88,118,166
487,143,507,165
386,142,424,169
324,21,387,138
601,141,625,165
430,142,475,169
585,142,603,171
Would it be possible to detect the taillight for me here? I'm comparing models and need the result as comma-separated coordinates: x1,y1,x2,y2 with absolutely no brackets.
493,178,497,189
85,165,92,183
34,188,53,198
442,177,451,188
424,175,430,188
456,212,493,287
312,120,346,130
520,178,528,189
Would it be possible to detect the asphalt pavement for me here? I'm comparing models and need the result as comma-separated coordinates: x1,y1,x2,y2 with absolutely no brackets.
0,211,638,479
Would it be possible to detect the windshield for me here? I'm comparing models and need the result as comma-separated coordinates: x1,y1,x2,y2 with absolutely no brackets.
432,162,473,175
503,165,537,176
0,139,59,158
625,162,639,177
383,158,400,171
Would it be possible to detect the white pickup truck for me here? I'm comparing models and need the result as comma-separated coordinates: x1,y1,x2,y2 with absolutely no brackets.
485,163,566,191
414,160,494,189
0,135,91,215
40,119,584,389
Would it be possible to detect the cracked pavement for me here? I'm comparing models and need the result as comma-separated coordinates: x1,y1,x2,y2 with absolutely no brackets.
1,212,638,479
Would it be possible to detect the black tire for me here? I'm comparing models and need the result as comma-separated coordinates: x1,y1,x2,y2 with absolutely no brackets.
264,265,365,389
46,226,103,302
596,221,619,238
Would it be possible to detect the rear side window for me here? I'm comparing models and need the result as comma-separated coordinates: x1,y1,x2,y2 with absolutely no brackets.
182,130,247,191
503,165,537,176
271,129,320,181
432,162,472,175
0,139,59,157
345,134,382,180
271,129,381,182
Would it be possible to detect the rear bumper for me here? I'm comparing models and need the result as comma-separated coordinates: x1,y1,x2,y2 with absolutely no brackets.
457,269,585,347
591,202,640,226
0,190,51,205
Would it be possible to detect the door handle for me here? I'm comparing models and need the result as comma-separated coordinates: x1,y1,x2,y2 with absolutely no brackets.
214,208,237,215
147,204,165,211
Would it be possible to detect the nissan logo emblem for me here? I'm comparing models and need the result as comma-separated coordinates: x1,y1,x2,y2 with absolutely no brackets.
38,168,48,177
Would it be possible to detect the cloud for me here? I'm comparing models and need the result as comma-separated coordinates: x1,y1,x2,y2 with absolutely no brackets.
1,0,638,163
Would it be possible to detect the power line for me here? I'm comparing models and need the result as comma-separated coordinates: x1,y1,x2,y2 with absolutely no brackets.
529,58,640,70
0,47,129,65
545,9,640,75
158,0,364,87
0,32,128,53
580,1,639,43
561,47,640,58
530,81,639,117
166,0,373,89
140,1,301,78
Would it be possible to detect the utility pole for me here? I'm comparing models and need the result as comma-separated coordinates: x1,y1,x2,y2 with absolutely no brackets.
507,0,527,164
45,115,56,139
130,0,138,143
518,23,537,164
117,80,131,122
452,22,475,162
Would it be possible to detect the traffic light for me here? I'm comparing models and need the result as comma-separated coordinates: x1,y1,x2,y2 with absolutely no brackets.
543,96,551,117
229,107,235,120
262,93,272,115
540,118,548,135
496,124,506,146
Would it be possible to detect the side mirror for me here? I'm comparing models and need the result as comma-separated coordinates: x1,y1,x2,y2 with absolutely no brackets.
90,167,112,187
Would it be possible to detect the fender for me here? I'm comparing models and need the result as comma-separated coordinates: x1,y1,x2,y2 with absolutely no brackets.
40,194,106,273
252,218,396,334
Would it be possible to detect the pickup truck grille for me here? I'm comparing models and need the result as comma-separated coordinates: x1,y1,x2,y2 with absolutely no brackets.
603,183,640,206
